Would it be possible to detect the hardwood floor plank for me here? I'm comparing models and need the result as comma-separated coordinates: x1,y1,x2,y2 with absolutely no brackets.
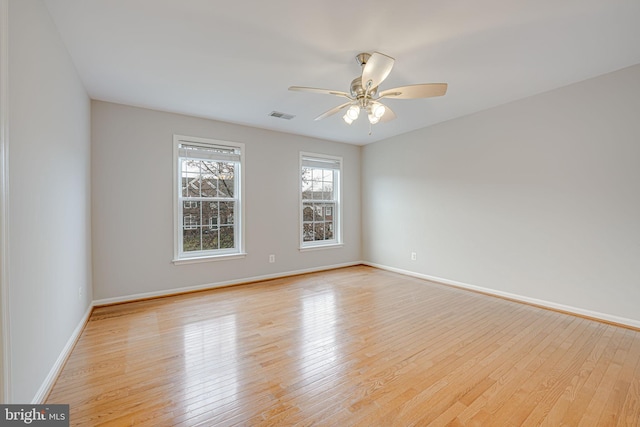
386,308,566,426
579,329,634,426
474,317,588,424
513,322,608,426
45,266,640,426
451,312,572,424
599,331,640,426
618,352,640,427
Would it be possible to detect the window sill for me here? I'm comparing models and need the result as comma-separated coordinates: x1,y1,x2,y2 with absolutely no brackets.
173,253,247,265
299,243,343,252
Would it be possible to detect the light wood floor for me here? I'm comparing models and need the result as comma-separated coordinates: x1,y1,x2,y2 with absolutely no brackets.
47,266,640,426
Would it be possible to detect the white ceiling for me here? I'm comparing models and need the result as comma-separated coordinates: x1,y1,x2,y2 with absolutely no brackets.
44,0,640,145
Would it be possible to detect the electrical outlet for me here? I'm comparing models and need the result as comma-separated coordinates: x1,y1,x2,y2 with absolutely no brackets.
411,252,417,261
78,286,83,299
269,254,276,263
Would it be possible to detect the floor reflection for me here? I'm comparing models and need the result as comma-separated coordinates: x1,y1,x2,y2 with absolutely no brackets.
182,314,238,408
301,291,338,378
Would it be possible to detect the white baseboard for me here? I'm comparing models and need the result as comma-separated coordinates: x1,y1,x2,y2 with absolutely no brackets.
32,304,93,404
93,261,363,306
364,261,640,330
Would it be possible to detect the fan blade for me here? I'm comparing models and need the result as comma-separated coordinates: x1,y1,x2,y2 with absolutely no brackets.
378,83,448,99
289,86,352,99
314,102,352,121
361,52,395,91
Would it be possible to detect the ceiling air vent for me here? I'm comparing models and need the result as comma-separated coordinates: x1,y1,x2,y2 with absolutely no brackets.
269,111,295,120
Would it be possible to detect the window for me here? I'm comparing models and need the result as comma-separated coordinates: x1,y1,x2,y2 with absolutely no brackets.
183,201,198,209
207,215,217,230
174,135,244,261
183,215,198,230
300,153,341,248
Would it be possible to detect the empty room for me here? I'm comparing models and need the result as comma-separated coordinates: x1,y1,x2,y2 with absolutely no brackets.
1,0,640,425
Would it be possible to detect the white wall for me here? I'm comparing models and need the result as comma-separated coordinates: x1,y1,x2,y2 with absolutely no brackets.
91,101,361,301
7,0,92,402
363,64,640,324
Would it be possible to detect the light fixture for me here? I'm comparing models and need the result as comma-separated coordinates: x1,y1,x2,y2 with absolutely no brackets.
343,105,359,124
371,103,385,118
289,51,448,131
343,102,387,125
348,105,359,119
366,102,385,124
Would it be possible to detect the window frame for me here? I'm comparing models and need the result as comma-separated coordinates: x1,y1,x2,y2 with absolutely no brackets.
299,152,342,250
173,135,245,264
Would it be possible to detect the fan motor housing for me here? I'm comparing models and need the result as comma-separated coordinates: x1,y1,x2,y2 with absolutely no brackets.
350,77,377,101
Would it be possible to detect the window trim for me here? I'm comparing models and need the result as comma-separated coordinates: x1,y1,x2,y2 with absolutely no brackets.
299,152,342,250
173,135,245,263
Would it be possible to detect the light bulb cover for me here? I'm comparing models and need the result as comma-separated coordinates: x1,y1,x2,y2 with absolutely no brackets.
346,105,360,120
368,113,380,124
343,113,353,125
372,103,386,118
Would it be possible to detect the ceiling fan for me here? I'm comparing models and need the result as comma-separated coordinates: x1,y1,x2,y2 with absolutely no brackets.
289,52,447,126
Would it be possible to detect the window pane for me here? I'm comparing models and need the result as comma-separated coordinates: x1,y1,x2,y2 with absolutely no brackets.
325,205,333,219
220,226,234,249
219,178,234,197
201,201,213,224
324,222,333,240
183,228,201,252
302,168,312,199
183,210,200,230
219,202,234,224
202,229,218,251
303,205,313,221
314,223,325,240
200,160,218,197
206,202,219,229
311,179,323,197
182,174,200,197
302,189,312,200
182,159,200,197
303,223,314,242
181,177,190,198
314,205,324,221
183,200,200,215
322,181,333,200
